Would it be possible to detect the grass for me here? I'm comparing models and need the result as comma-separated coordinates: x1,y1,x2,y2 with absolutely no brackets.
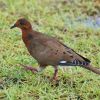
0,0,100,100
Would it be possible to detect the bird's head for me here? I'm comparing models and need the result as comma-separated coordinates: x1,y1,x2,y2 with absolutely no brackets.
10,18,32,30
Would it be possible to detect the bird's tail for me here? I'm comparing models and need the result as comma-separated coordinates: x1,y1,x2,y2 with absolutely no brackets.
82,64,100,75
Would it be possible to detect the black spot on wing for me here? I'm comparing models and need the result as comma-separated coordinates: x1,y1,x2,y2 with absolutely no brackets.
67,50,72,54
63,51,66,54
56,50,59,52
55,52,57,55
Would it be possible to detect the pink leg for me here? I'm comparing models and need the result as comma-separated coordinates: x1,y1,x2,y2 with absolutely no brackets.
52,67,58,80
19,64,38,73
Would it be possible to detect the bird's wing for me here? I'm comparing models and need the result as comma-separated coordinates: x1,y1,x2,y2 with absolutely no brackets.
58,41,91,66
44,36,91,66
34,33,91,66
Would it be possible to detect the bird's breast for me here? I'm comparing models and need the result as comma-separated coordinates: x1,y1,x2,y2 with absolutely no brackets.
22,34,63,65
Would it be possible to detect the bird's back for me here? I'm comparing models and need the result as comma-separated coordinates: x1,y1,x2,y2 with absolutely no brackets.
22,30,90,66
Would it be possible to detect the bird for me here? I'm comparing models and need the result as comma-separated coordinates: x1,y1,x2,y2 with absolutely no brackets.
10,18,100,80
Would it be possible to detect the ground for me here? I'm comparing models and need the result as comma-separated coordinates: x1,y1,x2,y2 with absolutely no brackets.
0,0,100,100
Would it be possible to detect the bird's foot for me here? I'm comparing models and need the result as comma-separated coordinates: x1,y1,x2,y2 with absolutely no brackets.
51,76,58,81
18,64,38,73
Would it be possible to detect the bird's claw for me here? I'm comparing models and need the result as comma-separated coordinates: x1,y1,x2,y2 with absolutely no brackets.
17,63,38,73
51,76,58,82
17,63,28,68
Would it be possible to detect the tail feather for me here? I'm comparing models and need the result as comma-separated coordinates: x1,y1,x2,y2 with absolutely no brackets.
59,61,100,75
58,43,100,75
59,59,89,66
82,64,100,75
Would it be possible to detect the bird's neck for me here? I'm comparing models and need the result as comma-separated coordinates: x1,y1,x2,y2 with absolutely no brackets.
21,29,37,47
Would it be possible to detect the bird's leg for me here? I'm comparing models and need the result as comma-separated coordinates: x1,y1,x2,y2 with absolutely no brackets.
19,64,38,73
52,66,58,80
18,64,44,73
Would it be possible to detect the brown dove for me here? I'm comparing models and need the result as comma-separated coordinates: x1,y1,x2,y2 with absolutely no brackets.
10,18,100,80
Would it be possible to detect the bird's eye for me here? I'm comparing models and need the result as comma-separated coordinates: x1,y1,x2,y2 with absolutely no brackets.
20,21,24,25
19,19,26,25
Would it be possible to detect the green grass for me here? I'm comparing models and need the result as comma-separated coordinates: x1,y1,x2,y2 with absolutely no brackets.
0,0,100,100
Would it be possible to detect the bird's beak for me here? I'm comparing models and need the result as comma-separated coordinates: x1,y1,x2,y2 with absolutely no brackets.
10,24,16,29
